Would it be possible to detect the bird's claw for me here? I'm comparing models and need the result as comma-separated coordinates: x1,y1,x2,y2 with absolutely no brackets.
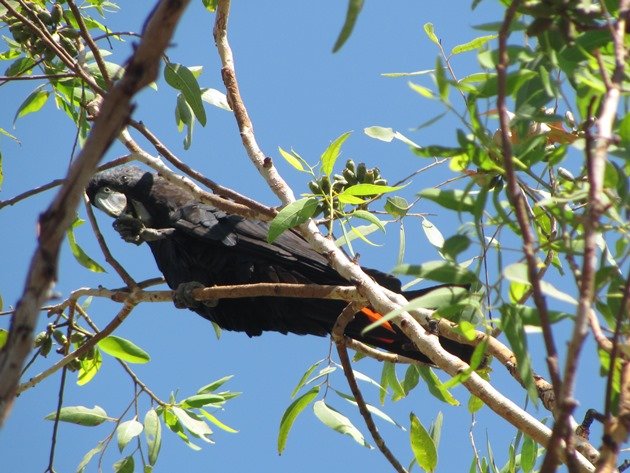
174,281,218,309
113,215,145,245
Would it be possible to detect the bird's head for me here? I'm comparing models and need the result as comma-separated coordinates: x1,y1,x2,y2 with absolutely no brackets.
86,165,156,223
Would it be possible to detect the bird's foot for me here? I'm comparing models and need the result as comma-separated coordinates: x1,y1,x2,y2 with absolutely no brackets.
174,281,218,309
113,215,175,245
113,215,146,245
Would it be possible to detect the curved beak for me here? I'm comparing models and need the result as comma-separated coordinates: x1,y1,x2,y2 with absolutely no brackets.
94,188,128,218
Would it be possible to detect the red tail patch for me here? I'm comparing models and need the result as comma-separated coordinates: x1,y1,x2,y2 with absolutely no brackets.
359,307,395,333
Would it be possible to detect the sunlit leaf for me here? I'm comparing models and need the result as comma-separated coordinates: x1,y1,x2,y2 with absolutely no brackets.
113,455,134,473
98,335,150,364
421,217,445,249
334,390,405,430
291,359,323,398
171,406,213,442
321,131,352,176
423,22,439,44
144,409,162,466
410,412,438,472
201,87,231,111
313,400,371,448
76,441,105,473
199,409,238,433
279,147,305,172
117,418,143,453
45,405,111,426
0,329,7,350
451,35,497,54
77,347,102,386
66,217,106,273
267,197,319,243
197,375,234,394
14,89,49,123
278,386,319,454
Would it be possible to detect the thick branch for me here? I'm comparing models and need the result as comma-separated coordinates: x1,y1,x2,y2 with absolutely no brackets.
0,0,190,425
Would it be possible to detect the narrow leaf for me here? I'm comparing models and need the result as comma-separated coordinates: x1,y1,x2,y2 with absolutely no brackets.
351,210,386,232
321,131,352,176
291,359,323,398
164,62,206,126
394,260,478,285
197,375,234,394
267,197,319,243
342,183,404,196
66,217,106,273
332,0,364,52
144,409,162,466
76,441,105,473
45,405,110,426
171,407,213,442
419,188,475,213
199,409,238,433
278,386,319,454
279,147,305,171
313,400,371,448
423,23,439,44
77,347,102,386
451,35,497,55
14,89,49,123
201,88,231,111
410,412,438,472
98,335,150,364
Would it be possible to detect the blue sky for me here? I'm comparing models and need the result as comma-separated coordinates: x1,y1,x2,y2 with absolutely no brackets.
0,1,605,472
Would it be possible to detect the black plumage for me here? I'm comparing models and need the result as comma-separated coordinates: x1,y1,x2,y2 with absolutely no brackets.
86,165,474,364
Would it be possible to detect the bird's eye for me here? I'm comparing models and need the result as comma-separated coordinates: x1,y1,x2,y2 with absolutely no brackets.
102,186,112,194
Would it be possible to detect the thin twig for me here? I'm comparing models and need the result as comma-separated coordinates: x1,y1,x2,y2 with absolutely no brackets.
332,303,408,473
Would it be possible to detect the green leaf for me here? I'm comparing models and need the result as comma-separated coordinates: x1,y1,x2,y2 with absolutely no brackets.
200,87,231,111
76,441,105,473
45,405,111,426
98,335,150,364
197,375,234,394
410,412,438,472
342,183,404,196
419,188,475,213
279,147,305,172
500,305,537,402
267,197,319,243
423,22,439,44
383,361,406,401
0,329,7,350
385,196,410,218
321,131,352,176
201,0,217,11
113,456,134,473
409,81,435,99
351,210,386,232
451,35,497,55
278,386,319,454
175,93,194,149
418,366,459,406
66,217,106,273
171,406,213,442
144,409,162,466
313,400,371,448
441,235,471,260
429,411,443,448
291,359,323,398
421,217,445,249
335,390,405,430
14,89,49,123
394,261,478,285
335,223,383,247
199,409,238,433
332,0,364,52
117,418,143,453
77,346,102,386
181,393,225,408
520,435,537,472
164,62,206,126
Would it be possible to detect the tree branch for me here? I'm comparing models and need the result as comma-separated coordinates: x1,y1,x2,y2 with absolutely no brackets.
0,0,191,425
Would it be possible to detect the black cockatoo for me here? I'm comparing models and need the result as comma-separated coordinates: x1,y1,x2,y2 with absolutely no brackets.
86,165,474,364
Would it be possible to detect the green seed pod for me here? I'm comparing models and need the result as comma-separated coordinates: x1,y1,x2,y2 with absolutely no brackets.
345,159,356,173
9,25,30,43
59,35,78,56
374,178,387,186
342,167,355,184
356,163,366,182
34,331,48,347
364,169,375,184
319,176,331,194
70,332,85,344
37,10,53,25
51,4,63,23
67,359,81,372
59,27,80,39
52,329,67,346
41,337,53,357
332,180,346,193
308,181,322,194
